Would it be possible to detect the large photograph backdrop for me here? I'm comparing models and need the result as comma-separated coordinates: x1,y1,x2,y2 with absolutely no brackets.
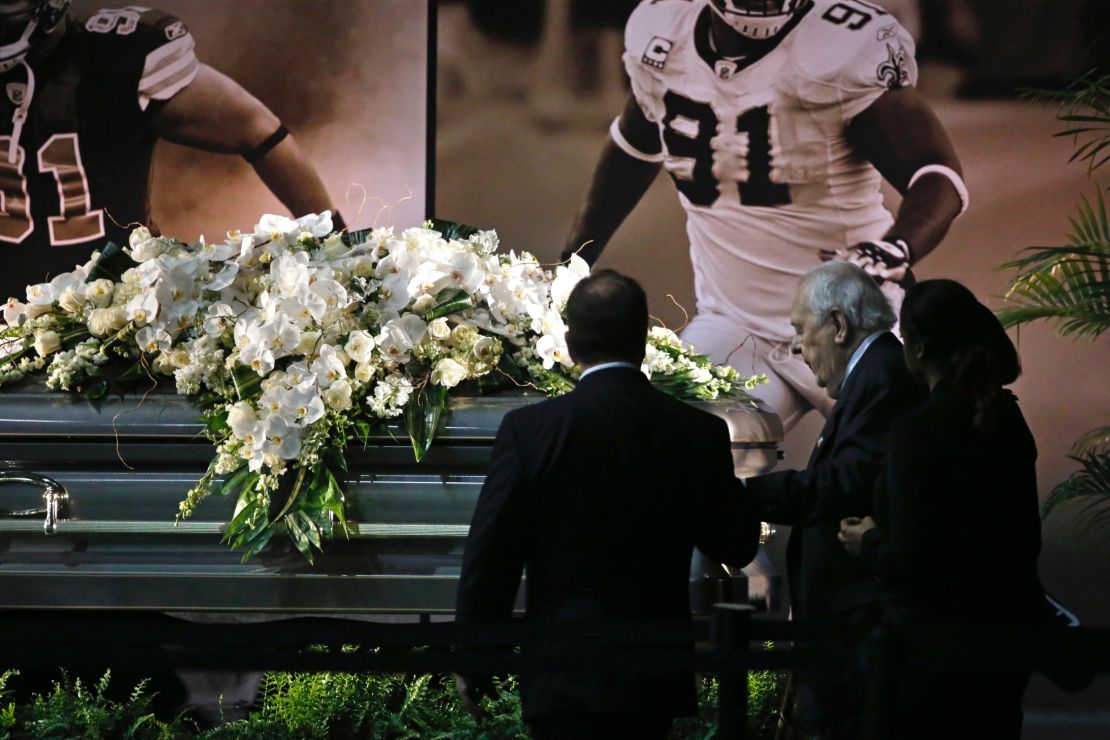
79,0,430,241
436,0,1110,726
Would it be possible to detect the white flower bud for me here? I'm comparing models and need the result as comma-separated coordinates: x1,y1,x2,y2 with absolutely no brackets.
25,303,53,319
353,361,375,383
33,330,61,357
411,294,435,314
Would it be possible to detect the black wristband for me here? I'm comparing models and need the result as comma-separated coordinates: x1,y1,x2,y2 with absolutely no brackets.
243,124,289,164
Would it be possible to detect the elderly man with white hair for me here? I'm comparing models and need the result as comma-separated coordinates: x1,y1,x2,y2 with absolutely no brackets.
745,261,925,739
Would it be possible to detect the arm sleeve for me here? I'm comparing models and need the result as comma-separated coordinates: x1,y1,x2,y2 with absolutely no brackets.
455,414,529,624
80,7,199,114
746,369,913,526
867,421,940,586
693,416,761,568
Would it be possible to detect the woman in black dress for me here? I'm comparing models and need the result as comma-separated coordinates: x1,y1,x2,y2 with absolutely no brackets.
838,279,1050,738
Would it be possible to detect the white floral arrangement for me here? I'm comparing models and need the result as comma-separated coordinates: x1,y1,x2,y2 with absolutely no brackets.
0,213,765,562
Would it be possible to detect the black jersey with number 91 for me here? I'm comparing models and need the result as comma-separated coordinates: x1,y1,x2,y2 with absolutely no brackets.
0,5,197,298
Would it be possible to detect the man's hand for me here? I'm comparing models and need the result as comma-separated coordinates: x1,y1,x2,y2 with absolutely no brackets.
838,515,877,556
455,674,498,720
822,239,912,286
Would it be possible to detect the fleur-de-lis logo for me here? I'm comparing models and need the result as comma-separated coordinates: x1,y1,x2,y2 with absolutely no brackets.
877,43,909,90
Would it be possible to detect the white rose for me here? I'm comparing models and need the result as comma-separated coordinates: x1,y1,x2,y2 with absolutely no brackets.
353,362,375,383
353,257,375,278
322,379,352,411
472,336,497,362
428,317,451,341
430,357,467,388
128,227,168,262
151,352,176,375
33,330,61,357
57,288,84,314
87,308,113,337
344,330,375,364
227,402,258,440
450,323,476,346
85,279,114,308
103,306,127,331
411,293,435,314
170,348,192,368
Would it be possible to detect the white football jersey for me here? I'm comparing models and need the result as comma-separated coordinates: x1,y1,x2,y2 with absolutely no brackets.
624,0,917,342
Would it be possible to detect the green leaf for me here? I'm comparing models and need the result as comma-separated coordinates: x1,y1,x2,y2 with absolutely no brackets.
82,379,109,404
284,514,313,564
424,287,474,320
84,241,136,284
232,365,263,400
425,218,481,241
403,383,448,462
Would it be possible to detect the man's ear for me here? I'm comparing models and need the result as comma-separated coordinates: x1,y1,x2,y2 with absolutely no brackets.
565,329,580,366
830,308,850,345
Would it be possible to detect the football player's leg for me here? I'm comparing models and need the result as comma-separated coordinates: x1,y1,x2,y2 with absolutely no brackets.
679,313,811,431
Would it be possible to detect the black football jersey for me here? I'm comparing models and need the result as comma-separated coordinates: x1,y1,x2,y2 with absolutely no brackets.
0,6,197,298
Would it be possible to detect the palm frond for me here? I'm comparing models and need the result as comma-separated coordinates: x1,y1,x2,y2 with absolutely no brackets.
1024,70,1110,178
997,185,1110,339
1072,426,1110,455
1040,450,1110,520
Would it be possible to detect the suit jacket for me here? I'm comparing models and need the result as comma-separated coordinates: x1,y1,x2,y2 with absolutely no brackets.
455,366,761,721
746,332,924,620
860,383,1049,625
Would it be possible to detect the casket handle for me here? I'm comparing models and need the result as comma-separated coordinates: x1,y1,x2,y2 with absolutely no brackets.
759,522,776,544
0,470,69,534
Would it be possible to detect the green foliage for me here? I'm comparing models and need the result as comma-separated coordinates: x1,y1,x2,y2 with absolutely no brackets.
0,666,792,739
997,187,1110,341
1,671,194,740
1002,69,1110,521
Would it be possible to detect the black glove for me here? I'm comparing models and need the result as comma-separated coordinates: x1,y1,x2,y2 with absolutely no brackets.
838,238,912,285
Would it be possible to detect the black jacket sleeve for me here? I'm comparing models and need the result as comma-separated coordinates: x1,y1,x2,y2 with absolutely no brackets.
747,371,914,527
694,416,761,568
455,413,529,624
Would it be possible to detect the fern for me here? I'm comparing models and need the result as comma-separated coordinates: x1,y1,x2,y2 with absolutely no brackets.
1041,450,1110,527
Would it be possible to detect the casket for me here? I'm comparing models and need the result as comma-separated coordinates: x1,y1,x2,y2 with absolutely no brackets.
0,382,783,615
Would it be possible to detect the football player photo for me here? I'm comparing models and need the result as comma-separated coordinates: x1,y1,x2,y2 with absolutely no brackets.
0,0,429,298
564,0,967,430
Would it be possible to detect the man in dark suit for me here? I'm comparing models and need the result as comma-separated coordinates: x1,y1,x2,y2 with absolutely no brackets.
745,261,925,739
455,269,761,740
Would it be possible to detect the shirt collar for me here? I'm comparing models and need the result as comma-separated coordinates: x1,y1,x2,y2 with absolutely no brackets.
844,331,886,383
579,361,641,381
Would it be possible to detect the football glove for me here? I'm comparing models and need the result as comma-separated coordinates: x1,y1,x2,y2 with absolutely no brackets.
837,238,912,285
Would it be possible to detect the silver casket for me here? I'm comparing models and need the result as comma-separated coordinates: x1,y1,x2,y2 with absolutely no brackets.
0,382,783,616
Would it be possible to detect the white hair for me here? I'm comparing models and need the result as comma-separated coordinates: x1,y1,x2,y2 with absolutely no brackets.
799,261,896,333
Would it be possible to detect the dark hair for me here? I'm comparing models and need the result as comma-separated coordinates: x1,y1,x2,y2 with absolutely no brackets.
900,279,1021,431
565,269,648,365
